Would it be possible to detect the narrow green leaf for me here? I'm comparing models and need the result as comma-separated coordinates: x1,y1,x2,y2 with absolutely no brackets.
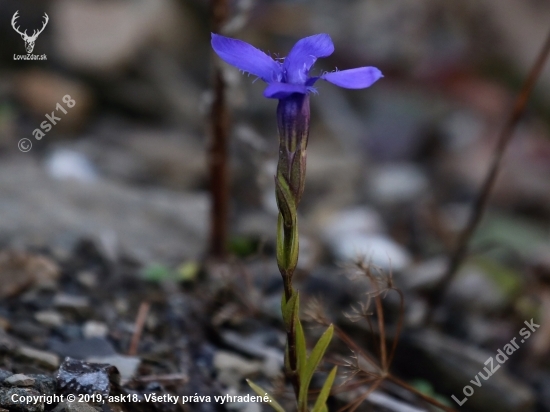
276,212,299,272
298,324,334,409
284,343,291,372
281,291,287,311
311,367,337,412
287,222,299,271
246,380,286,412
282,291,298,328
275,173,297,227
295,309,307,379
276,213,287,270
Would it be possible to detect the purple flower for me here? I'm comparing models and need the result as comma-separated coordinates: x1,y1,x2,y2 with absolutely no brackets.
211,33,382,218
211,33,382,99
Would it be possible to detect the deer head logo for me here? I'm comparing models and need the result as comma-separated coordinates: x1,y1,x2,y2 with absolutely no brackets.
11,11,49,54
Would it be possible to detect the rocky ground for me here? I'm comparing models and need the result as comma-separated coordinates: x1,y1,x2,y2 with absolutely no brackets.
1,0,550,411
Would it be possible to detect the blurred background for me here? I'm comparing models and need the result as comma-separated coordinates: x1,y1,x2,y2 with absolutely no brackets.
0,0,550,411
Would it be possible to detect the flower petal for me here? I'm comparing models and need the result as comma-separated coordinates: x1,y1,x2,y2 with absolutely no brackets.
263,82,308,99
322,67,383,89
211,33,281,82
283,34,335,84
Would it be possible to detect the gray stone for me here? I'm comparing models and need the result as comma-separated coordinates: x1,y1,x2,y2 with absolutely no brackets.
368,163,429,204
5,374,35,387
82,321,108,339
53,294,90,312
320,207,385,241
220,330,284,378
77,131,207,191
331,233,411,271
213,351,262,388
56,358,119,397
76,272,98,289
319,206,410,271
15,347,60,370
0,157,207,262
45,149,99,183
87,355,140,384
35,311,64,328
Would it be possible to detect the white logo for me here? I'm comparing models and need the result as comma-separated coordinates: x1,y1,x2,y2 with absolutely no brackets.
11,10,49,54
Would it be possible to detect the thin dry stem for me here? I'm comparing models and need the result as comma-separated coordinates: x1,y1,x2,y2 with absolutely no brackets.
128,301,150,356
387,375,457,412
209,0,230,258
338,379,384,412
431,28,550,311
313,262,454,411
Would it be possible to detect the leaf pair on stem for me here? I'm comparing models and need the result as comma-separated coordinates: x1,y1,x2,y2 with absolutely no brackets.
248,291,336,412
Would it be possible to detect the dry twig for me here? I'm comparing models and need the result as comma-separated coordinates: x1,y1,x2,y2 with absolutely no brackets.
209,0,230,258
128,301,151,356
310,262,456,412
431,28,550,311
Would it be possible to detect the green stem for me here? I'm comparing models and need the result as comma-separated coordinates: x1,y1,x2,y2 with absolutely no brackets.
275,94,310,409
277,213,300,398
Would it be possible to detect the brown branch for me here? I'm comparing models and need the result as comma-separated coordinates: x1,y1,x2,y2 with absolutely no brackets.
338,379,384,412
209,0,230,258
431,27,550,310
128,301,150,356
386,288,404,369
387,375,457,412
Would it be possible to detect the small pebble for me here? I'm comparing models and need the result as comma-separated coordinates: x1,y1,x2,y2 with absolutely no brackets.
368,163,429,204
16,346,60,369
5,374,35,387
35,311,64,328
213,351,262,387
82,321,108,339
332,233,411,271
321,207,385,241
45,149,98,183
53,294,90,311
76,271,98,289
